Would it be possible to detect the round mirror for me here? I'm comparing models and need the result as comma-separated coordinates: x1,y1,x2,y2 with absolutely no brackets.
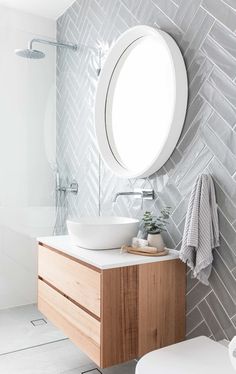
95,26,188,178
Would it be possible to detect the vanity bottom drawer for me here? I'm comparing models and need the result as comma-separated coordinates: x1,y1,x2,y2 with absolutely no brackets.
38,279,101,365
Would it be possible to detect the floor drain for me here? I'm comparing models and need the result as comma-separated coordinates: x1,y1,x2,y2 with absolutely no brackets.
81,369,102,374
30,318,47,326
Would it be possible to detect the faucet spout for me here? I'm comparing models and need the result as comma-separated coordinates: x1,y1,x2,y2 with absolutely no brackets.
113,191,142,203
113,189,154,203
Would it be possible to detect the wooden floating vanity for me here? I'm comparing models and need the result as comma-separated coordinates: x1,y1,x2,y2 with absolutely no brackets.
38,236,186,368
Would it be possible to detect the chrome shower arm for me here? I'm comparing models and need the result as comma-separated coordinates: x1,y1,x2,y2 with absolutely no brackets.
28,38,78,51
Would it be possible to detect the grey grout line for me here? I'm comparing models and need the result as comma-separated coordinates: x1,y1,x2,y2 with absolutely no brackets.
202,154,216,175
200,3,236,34
161,226,176,248
176,144,208,189
215,246,236,281
206,121,236,161
117,0,140,23
192,18,216,58
200,34,236,78
205,297,231,340
207,97,236,137
204,109,215,125
198,92,235,133
196,305,217,339
195,152,214,177
184,14,215,59
152,2,183,32
217,207,236,254
204,298,229,340
170,0,180,7
178,0,204,46
208,286,235,327
170,197,185,218
177,103,212,154
0,338,69,357
218,205,236,228
188,58,212,91
175,183,183,198
207,34,236,68
188,53,207,82
186,318,204,337
186,290,208,317
177,215,186,231
186,289,212,316
188,64,214,106
221,0,236,13
197,52,223,82
175,238,182,250
186,279,201,297
205,71,236,115
214,181,236,215
152,4,179,24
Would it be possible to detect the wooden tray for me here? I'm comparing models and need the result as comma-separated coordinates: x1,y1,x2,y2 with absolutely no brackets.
127,248,169,257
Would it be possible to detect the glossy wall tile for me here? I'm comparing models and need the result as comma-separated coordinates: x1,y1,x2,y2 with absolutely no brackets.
56,0,236,341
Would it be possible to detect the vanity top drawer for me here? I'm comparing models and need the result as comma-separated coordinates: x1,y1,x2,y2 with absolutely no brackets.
38,245,101,317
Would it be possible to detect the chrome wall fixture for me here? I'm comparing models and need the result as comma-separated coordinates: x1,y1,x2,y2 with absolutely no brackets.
113,189,154,203
15,38,78,59
15,37,102,76
56,173,78,194
57,180,78,194
29,38,78,51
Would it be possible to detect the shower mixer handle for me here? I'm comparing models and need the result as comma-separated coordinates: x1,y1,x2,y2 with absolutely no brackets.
66,181,79,194
56,179,78,194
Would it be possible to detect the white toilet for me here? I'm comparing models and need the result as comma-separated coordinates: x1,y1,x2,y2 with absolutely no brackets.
136,336,235,374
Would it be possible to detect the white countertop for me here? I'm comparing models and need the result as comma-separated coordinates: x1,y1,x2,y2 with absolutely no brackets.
38,235,180,270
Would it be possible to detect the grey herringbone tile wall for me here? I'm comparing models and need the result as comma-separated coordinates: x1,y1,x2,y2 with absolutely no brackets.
57,0,236,341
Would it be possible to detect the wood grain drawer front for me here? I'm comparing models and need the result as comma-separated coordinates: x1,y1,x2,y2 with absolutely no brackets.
38,279,101,365
38,246,101,317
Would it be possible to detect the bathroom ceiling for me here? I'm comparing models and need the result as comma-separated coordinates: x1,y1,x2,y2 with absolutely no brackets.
0,0,76,19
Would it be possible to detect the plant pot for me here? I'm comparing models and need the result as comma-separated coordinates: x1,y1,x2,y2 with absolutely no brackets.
147,233,165,250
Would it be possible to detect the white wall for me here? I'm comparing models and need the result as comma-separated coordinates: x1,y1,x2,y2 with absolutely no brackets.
0,6,56,309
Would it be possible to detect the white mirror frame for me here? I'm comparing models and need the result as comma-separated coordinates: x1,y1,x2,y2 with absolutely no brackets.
95,25,188,178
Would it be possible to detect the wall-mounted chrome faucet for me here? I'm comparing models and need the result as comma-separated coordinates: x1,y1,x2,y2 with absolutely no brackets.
56,172,78,194
113,189,154,203
57,180,78,194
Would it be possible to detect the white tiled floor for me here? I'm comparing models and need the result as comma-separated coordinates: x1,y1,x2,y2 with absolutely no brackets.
0,304,65,354
0,304,136,374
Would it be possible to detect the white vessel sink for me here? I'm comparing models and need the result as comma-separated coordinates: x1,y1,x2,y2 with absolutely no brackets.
67,216,139,250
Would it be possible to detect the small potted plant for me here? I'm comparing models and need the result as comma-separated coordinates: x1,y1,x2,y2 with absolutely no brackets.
142,208,171,250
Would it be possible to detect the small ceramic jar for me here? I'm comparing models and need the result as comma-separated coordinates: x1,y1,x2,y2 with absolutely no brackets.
147,233,165,250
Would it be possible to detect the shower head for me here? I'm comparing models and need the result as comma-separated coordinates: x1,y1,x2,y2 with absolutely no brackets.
15,48,45,59
15,38,78,59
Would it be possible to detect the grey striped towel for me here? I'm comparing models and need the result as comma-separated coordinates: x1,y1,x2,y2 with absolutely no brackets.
179,174,219,285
